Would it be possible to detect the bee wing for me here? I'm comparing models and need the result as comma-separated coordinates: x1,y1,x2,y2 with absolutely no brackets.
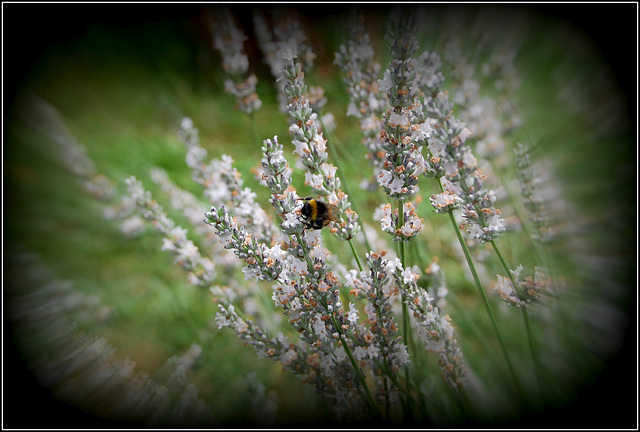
326,203,341,223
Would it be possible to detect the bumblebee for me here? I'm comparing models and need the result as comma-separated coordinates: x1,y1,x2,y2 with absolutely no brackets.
298,197,340,230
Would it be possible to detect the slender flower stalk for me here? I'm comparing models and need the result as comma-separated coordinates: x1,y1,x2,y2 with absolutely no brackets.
150,167,222,254
179,117,277,245
376,8,431,249
443,199,518,389
334,8,388,191
210,6,262,115
421,37,546,395
395,261,468,395
420,47,506,244
491,251,552,391
374,10,433,412
415,41,524,391
126,176,216,288
253,9,317,113
280,50,362,257
206,136,385,421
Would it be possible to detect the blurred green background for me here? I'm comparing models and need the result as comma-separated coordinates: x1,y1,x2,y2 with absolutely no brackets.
4,3,636,428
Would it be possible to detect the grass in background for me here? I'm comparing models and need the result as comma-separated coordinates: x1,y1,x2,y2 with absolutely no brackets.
4,3,635,428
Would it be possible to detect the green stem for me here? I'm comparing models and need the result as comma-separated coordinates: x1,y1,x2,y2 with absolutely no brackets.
439,184,518,390
397,200,408,342
349,238,364,272
397,199,413,418
331,315,382,419
521,306,540,391
296,231,380,417
490,239,542,392
488,159,548,270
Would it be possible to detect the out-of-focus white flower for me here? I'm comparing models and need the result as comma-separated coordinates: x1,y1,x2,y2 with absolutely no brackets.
347,302,359,326
378,202,423,242
430,190,462,213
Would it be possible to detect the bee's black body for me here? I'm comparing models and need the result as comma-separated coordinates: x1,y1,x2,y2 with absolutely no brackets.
299,197,340,230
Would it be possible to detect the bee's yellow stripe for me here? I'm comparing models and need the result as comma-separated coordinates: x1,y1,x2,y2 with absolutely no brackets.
309,199,318,221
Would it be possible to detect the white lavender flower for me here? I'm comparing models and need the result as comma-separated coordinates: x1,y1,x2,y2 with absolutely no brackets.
167,343,203,385
493,264,547,308
424,92,505,242
125,176,216,287
334,10,388,189
204,205,284,283
377,202,424,242
260,135,303,236
373,8,431,258
430,189,462,214
179,118,276,244
394,259,468,392
377,59,431,200
281,51,361,242
253,9,316,113
345,251,411,406
514,142,570,243
210,7,261,114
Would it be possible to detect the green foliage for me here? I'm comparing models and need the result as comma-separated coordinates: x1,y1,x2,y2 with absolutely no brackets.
5,4,634,428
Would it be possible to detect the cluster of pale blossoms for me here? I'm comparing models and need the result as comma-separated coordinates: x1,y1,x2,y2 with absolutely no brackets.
99,178,146,238
149,167,221,252
7,251,214,427
179,117,276,245
281,50,361,242
420,50,506,243
167,343,203,385
393,261,468,392
125,176,216,287
375,201,423,243
334,10,388,190
205,203,374,420
260,135,302,235
514,141,567,243
253,9,318,114
493,264,549,308
376,11,431,202
204,123,470,419
210,6,261,114
204,204,285,284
